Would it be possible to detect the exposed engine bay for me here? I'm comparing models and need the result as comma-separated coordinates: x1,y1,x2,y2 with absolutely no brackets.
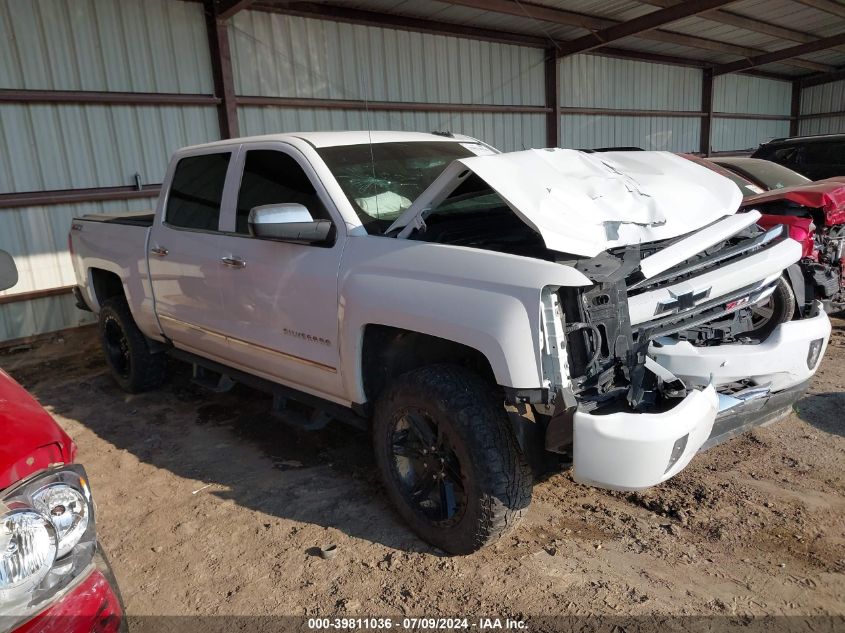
808,223,845,309
413,195,790,417
755,199,845,311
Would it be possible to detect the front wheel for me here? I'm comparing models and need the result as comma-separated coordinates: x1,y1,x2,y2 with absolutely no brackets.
372,365,532,554
747,276,796,339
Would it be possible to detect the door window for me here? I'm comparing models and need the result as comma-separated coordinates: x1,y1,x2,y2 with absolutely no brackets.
235,150,330,234
165,152,231,231
771,146,799,165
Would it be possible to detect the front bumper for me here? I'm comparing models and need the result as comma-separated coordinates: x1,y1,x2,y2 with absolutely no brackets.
649,303,831,392
11,548,125,633
572,305,830,491
573,385,719,491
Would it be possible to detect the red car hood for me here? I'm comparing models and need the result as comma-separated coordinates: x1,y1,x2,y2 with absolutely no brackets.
0,368,75,490
744,180,845,226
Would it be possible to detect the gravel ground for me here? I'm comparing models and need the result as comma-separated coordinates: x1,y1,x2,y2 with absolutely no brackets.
3,318,844,631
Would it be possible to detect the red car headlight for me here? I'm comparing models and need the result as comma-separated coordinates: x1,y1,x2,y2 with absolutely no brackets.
0,465,96,616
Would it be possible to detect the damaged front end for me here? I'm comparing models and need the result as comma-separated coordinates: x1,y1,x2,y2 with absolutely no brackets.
385,147,832,490
539,215,830,490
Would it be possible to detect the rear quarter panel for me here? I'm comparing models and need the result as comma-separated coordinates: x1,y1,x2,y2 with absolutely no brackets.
70,220,161,340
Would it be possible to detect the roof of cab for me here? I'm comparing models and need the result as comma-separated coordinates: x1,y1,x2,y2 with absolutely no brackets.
182,130,480,152
761,133,845,146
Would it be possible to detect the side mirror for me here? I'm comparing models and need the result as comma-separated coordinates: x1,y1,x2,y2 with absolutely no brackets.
0,250,18,292
248,204,332,244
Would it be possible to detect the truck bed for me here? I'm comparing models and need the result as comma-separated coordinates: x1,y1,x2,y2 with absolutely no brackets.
75,211,155,227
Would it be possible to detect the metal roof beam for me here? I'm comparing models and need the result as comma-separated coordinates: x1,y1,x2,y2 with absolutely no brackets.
792,0,845,19
798,65,845,88
555,0,740,56
216,0,256,20
256,2,549,47
436,0,831,72
714,32,845,75
252,1,795,79
638,0,845,54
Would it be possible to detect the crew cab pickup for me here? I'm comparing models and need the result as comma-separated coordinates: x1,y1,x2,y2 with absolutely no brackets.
69,132,831,554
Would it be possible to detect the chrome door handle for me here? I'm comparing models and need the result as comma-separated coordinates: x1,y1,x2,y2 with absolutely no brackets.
150,246,168,257
220,256,246,269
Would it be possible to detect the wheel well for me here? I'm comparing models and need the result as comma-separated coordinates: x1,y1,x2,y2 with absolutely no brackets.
361,325,496,403
90,269,125,307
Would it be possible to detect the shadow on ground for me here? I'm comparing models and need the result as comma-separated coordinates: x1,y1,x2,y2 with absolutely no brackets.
6,336,442,554
794,392,845,438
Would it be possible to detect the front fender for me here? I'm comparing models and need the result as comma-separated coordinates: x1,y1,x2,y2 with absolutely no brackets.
337,237,591,403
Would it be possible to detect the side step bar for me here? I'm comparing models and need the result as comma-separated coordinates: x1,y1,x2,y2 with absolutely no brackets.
169,348,368,431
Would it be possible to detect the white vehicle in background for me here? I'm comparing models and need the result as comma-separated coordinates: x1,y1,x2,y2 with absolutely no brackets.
69,131,830,554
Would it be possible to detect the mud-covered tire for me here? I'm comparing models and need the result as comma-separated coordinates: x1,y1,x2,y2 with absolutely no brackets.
372,364,532,554
748,276,796,340
98,297,166,393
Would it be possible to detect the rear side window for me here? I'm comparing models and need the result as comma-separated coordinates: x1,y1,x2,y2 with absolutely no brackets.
166,153,231,231
804,142,845,164
235,150,329,234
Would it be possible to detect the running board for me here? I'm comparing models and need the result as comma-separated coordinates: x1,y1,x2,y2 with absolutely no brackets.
271,395,333,431
191,364,236,393
168,348,368,431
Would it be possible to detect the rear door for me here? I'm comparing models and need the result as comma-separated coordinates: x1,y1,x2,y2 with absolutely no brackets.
147,148,239,360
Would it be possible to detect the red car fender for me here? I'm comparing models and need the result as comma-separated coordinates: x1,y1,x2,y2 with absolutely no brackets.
757,214,816,259
0,368,76,490
746,182,845,226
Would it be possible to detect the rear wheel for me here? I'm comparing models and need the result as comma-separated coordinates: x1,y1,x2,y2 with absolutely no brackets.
747,276,796,339
372,364,532,554
98,298,166,393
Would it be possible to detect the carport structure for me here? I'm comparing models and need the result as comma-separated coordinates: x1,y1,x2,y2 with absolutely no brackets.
0,0,844,341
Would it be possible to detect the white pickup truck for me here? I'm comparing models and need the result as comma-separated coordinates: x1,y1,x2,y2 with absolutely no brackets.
70,131,831,554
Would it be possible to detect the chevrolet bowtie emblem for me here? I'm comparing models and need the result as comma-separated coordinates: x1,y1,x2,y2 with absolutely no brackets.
655,287,711,315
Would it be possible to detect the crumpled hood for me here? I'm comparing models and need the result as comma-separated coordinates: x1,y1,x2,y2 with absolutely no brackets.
744,178,845,226
388,148,743,257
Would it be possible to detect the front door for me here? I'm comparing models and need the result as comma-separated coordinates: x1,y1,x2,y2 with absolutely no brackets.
147,149,237,362
216,145,346,403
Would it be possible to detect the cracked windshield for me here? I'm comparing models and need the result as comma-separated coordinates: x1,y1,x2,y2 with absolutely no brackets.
317,141,493,233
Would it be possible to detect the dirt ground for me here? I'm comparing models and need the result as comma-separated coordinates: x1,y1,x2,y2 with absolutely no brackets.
3,318,845,630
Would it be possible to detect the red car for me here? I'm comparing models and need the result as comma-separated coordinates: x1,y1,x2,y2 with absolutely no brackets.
684,156,845,316
0,250,124,633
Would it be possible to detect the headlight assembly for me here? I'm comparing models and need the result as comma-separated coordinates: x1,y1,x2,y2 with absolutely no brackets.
32,484,89,558
0,510,58,603
0,465,95,613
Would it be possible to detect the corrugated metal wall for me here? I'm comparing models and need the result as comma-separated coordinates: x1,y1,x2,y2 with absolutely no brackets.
0,104,219,192
711,75,791,152
0,0,219,341
238,108,546,152
799,79,845,136
229,11,546,151
558,54,702,151
0,0,213,93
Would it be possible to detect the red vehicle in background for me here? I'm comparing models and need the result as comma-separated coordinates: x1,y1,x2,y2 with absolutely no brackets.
684,156,845,316
0,250,124,633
